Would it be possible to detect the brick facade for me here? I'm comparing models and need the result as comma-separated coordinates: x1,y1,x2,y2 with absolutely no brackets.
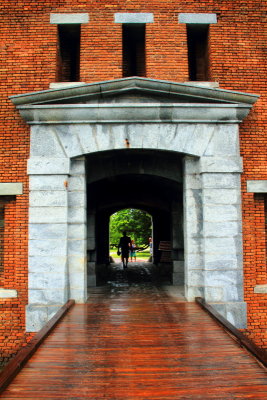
0,0,266,364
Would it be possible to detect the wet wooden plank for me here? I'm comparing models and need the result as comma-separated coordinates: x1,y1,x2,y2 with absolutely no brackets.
1,285,267,399
196,296,267,367
0,300,75,394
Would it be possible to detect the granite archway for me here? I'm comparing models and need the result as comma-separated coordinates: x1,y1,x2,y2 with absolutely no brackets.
11,77,258,330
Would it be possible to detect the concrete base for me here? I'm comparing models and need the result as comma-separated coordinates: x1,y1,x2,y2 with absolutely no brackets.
87,262,97,286
210,301,247,329
162,285,185,299
26,304,61,331
172,273,184,285
157,262,172,283
172,261,184,285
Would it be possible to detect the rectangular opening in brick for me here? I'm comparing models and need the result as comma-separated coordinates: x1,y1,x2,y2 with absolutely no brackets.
187,24,209,81
57,24,81,82
123,24,146,77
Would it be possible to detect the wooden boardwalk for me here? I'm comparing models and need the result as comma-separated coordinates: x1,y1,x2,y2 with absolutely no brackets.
1,282,267,399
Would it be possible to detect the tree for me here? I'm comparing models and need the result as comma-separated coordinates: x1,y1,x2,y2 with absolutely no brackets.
110,208,152,247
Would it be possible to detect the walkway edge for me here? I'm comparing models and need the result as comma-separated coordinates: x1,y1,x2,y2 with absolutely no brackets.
0,299,75,394
195,297,267,368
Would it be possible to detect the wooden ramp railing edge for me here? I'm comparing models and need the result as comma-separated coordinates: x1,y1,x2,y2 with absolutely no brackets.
0,299,75,394
195,297,267,369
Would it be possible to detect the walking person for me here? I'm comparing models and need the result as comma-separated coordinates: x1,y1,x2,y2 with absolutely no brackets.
130,239,137,262
149,237,153,256
118,231,131,269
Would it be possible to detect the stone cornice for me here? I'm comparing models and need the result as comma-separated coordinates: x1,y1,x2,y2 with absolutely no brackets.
10,77,259,107
15,103,252,125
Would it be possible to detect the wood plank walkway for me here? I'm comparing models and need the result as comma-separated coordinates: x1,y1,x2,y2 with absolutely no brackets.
1,283,267,399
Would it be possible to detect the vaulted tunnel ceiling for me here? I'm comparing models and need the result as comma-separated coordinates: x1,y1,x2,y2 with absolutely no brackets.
86,149,183,214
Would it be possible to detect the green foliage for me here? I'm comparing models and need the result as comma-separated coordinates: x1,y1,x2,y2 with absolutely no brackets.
110,208,152,247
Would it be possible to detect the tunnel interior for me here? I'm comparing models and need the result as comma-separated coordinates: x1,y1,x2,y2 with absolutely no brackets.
85,149,184,285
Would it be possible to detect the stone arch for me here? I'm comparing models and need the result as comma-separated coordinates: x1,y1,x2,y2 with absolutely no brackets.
28,122,236,163
11,77,258,331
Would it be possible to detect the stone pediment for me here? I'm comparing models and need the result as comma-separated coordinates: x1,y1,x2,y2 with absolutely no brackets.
10,77,258,124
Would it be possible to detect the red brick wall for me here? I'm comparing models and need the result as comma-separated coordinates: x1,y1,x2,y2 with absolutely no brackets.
0,207,4,278
0,197,29,366
0,0,266,363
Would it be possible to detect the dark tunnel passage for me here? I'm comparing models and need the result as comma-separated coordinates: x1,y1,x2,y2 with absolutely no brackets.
85,149,185,285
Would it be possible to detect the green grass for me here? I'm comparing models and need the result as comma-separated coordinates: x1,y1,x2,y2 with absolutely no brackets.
134,250,150,259
110,248,150,260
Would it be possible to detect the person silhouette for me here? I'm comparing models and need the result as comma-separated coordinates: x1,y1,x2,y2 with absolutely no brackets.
118,231,131,269
130,239,137,262
149,237,153,256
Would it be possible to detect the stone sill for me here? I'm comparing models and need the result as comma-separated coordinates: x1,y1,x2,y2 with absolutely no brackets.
0,183,23,195
0,288,18,298
247,180,267,193
183,81,219,88
254,284,267,294
49,82,86,89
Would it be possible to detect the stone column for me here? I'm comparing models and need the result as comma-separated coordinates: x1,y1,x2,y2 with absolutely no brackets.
68,157,87,301
27,158,70,331
87,213,96,286
183,156,204,299
201,156,246,328
172,201,184,285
